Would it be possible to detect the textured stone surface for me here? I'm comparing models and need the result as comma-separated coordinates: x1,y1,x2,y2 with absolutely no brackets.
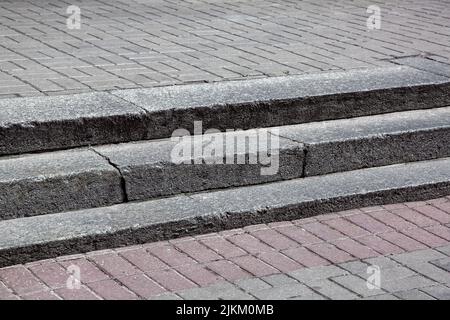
276,106,450,176
0,149,123,219
0,92,147,156
114,66,450,139
94,128,304,200
1,157,450,266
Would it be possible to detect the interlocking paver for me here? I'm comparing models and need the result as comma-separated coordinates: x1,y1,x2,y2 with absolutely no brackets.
1,196,450,300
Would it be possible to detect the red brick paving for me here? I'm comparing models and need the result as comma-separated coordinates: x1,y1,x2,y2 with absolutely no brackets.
0,196,449,300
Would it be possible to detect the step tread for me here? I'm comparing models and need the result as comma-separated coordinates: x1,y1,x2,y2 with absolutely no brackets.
1,157,450,266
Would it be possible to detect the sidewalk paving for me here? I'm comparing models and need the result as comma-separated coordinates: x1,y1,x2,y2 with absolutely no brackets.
1,196,449,300
1,0,449,98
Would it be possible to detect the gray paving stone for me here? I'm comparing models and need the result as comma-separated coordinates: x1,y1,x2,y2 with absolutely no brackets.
430,257,450,273
235,278,272,293
420,285,450,300
435,245,450,257
332,274,385,297
179,282,254,300
252,283,324,300
261,274,298,287
338,261,370,275
363,257,402,270
381,275,436,293
307,278,358,300
289,265,349,283
361,294,399,300
394,289,436,300
392,249,447,266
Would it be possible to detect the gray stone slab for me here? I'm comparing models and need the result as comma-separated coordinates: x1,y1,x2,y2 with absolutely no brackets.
0,149,123,220
94,128,304,200
0,92,148,156
114,65,450,140
276,106,450,176
394,57,450,78
1,157,450,266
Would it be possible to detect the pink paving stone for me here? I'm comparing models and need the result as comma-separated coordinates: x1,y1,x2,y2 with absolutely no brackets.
417,204,450,224
119,248,169,272
226,233,274,255
267,221,293,228
231,255,279,277
323,218,371,238
274,225,323,246
404,201,428,208
383,203,408,210
250,228,298,250
331,238,379,259
22,290,61,300
0,281,18,300
306,243,355,264
400,227,449,247
59,259,109,284
117,274,166,299
301,221,346,241
89,253,140,278
390,208,438,228
315,213,341,221
281,247,330,268
173,240,222,263
359,206,384,213
379,232,428,251
175,263,224,287
0,266,46,295
205,260,250,282
146,269,197,292
146,244,196,267
257,251,303,273
344,213,393,234
88,279,138,300
426,198,449,205
368,210,417,230
200,236,247,259
55,286,101,300
291,217,318,225
28,261,69,289
425,225,450,241
357,235,404,255
219,228,245,237
243,224,270,232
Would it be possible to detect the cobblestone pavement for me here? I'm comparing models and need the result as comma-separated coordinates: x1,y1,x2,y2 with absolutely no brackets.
0,196,449,300
0,0,449,98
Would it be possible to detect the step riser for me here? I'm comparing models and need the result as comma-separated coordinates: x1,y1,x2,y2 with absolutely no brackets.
1,159,449,267
1,122,449,220
1,65,449,156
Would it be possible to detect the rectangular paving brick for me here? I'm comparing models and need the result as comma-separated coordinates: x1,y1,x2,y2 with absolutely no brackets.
332,238,379,259
301,222,346,241
400,227,449,247
274,225,323,246
117,274,166,299
0,281,18,300
206,260,250,282
358,235,404,256
147,245,196,267
425,225,450,241
119,248,169,273
88,279,139,300
258,251,303,273
414,205,450,224
344,213,394,234
173,240,222,263
146,269,197,292
390,208,437,227
28,261,69,289
89,253,140,278
0,266,46,295
324,218,371,238
55,286,101,300
282,247,330,268
369,210,417,231
250,228,298,250
231,255,279,277
22,290,61,300
58,259,109,284
306,243,355,264
379,232,428,251
200,236,247,258
226,233,274,254
175,264,224,287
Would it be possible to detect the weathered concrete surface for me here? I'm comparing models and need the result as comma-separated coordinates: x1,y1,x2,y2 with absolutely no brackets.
1,64,449,156
0,92,148,156
275,106,450,176
0,149,124,220
1,157,450,267
93,129,304,200
114,66,450,139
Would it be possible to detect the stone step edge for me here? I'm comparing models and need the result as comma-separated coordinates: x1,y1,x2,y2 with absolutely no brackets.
1,62,449,156
1,157,450,267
